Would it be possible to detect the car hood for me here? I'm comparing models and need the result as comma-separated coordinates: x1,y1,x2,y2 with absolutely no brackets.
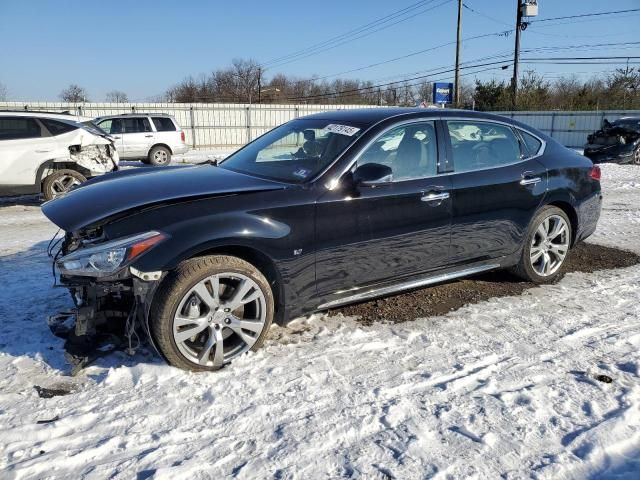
41,165,288,232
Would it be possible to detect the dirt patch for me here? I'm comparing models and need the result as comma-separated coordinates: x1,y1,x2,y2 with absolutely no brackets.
331,243,640,325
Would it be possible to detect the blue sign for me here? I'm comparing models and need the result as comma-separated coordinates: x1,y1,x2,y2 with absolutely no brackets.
433,82,454,104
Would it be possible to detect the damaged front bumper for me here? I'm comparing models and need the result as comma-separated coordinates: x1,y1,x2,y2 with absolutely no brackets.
67,144,120,176
51,268,164,370
49,230,169,369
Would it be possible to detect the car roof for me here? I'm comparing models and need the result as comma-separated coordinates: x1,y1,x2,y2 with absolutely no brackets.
0,110,92,122
95,113,175,119
300,107,524,127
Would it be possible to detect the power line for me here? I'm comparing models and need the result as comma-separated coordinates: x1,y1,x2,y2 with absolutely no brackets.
298,29,513,83
281,55,640,102
261,0,437,66
261,0,454,69
529,8,640,23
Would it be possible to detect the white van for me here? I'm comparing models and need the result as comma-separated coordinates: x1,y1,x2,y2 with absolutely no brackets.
94,113,189,166
0,112,119,200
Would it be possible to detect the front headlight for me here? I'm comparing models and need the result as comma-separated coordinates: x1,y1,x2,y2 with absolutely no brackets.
58,231,168,277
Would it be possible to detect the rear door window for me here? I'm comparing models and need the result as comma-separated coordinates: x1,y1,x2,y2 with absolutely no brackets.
447,121,522,173
0,117,44,140
122,117,152,133
152,117,176,131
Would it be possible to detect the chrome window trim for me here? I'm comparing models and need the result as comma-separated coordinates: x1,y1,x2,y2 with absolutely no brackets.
324,115,548,189
324,117,440,190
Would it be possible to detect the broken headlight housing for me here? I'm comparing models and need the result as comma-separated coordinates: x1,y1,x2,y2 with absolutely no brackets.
58,231,167,277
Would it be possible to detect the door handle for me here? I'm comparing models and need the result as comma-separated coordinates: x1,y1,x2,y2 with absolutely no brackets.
520,171,542,186
35,149,52,153
112,136,121,139
421,191,450,202
144,135,154,138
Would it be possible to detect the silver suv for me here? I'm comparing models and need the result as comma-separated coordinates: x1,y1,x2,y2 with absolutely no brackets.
95,113,189,166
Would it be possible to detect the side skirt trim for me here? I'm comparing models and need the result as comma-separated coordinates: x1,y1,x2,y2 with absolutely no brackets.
317,263,501,310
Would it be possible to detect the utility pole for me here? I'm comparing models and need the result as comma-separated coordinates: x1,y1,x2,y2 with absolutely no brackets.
512,0,523,110
454,0,463,107
257,66,262,104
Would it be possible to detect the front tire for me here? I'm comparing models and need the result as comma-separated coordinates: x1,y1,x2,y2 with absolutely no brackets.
150,255,274,371
148,145,171,166
511,206,572,284
633,145,640,165
42,169,86,201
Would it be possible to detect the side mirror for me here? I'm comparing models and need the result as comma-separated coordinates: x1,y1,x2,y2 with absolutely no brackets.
602,119,611,129
352,163,393,186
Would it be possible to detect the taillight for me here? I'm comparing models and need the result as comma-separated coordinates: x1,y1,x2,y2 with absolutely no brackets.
181,131,185,143
590,165,601,181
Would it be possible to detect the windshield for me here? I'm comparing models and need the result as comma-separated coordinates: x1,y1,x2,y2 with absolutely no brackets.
219,119,365,183
81,120,109,136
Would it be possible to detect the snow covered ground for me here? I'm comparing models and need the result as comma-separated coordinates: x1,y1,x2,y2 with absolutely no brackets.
0,164,639,479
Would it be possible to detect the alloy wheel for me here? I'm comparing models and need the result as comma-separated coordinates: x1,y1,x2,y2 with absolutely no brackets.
634,147,640,165
154,150,168,164
51,175,81,197
172,273,267,368
529,214,570,277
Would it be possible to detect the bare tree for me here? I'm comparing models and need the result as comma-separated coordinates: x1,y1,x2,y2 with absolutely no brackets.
0,82,7,101
105,90,129,103
60,84,88,102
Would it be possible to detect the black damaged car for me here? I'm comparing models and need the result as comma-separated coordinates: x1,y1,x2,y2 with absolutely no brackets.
584,117,640,165
42,108,602,371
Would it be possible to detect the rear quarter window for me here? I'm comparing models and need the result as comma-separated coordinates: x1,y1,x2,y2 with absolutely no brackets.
152,117,177,132
519,130,543,157
41,119,78,136
0,117,44,140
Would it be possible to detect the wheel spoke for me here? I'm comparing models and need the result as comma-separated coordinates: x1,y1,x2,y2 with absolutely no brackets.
227,279,255,309
549,243,567,260
198,328,216,365
209,275,220,305
548,219,567,241
536,223,547,241
542,252,552,274
174,320,208,343
211,327,225,367
530,246,544,263
193,281,218,309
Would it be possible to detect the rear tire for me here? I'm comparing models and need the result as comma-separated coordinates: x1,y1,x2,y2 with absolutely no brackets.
148,145,171,166
510,205,572,284
42,169,86,201
150,255,274,371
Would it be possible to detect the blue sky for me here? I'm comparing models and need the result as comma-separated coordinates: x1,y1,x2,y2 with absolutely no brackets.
1,0,639,101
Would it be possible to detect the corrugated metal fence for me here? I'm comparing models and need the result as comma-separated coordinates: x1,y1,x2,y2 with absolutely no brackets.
1,102,638,149
0,102,378,150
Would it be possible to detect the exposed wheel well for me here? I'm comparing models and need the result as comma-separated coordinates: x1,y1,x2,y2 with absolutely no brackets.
150,143,173,155
193,246,285,324
547,200,578,246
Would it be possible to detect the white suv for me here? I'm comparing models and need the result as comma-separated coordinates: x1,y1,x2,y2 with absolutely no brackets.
0,112,119,200
94,114,189,166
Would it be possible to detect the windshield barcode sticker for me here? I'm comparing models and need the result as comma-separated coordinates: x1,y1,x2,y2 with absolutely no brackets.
324,124,360,136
